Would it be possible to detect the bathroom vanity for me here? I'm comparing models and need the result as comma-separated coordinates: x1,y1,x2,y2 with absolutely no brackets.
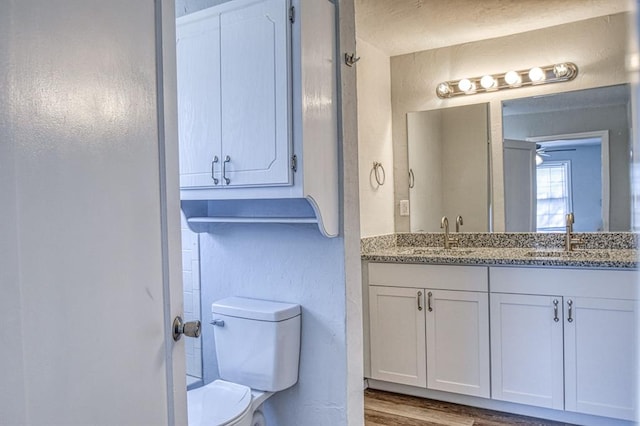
362,233,638,426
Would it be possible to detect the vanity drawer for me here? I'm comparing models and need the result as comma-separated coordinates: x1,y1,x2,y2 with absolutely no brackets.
368,263,488,292
490,267,638,299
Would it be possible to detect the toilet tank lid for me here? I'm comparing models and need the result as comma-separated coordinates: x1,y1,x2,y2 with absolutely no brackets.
211,297,301,322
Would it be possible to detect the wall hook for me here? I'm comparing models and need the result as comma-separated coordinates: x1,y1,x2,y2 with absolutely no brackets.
345,52,361,67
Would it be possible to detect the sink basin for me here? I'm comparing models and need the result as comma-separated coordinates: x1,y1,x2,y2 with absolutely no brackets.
524,250,610,259
401,247,474,256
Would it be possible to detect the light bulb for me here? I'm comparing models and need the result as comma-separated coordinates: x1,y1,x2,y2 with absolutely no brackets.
458,78,473,92
528,67,545,82
504,70,521,86
553,63,569,78
436,82,452,97
480,75,496,89
536,153,544,166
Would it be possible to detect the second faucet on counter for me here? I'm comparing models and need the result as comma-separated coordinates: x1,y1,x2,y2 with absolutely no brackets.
565,212,583,251
441,215,463,249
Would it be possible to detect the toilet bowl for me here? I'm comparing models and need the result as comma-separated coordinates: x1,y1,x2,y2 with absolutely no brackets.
187,380,272,426
187,297,301,426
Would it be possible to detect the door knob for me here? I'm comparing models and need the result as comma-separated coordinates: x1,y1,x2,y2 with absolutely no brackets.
172,316,201,341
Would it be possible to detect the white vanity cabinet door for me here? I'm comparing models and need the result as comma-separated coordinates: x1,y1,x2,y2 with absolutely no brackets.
425,290,490,398
177,11,222,189
490,293,564,410
219,0,292,187
564,297,638,421
369,286,426,387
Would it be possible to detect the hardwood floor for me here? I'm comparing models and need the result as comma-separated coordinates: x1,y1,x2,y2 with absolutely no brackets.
364,389,574,426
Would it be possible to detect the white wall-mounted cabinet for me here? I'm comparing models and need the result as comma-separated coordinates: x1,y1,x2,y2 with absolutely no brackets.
490,267,638,421
367,263,490,398
177,0,338,237
178,0,291,189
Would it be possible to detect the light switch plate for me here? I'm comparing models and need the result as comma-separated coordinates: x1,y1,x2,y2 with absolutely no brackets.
400,199,410,216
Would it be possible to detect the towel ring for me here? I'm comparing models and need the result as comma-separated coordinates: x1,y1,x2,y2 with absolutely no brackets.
373,162,386,186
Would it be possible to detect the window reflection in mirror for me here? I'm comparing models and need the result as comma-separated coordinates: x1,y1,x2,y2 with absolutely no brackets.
407,103,491,232
502,84,631,232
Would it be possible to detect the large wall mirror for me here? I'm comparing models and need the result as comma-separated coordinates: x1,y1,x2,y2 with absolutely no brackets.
503,84,631,232
407,103,491,232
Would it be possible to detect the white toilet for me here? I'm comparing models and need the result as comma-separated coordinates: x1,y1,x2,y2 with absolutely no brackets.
187,296,301,426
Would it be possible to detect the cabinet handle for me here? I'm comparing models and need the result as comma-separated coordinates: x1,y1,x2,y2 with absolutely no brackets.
417,291,423,311
222,155,231,185
567,299,573,323
553,299,559,322
427,291,433,312
211,156,219,184
409,169,415,189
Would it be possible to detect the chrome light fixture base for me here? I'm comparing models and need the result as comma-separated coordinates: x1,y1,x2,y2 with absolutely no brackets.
436,62,578,99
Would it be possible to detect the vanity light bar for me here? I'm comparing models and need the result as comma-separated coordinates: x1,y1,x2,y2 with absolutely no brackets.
436,62,578,99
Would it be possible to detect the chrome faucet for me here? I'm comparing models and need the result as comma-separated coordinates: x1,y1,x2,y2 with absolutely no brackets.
565,212,583,251
440,216,459,249
455,215,463,233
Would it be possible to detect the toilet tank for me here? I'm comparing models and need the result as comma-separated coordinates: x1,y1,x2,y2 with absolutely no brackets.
211,297,301,392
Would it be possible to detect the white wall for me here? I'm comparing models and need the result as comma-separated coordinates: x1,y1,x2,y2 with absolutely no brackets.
182,214,202,381
390,13,631,231
339,3,365,424
200,226,349,425
356,38,395,237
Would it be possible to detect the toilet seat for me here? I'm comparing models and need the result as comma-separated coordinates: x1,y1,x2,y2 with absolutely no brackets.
187,380,253,426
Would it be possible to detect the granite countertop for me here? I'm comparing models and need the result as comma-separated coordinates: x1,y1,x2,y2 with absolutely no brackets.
361,233,639,269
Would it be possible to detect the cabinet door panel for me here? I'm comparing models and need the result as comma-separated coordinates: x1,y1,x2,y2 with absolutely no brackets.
490,293,564,409
564,297,637,420
177,13,222,188
220,0,291,187
369,286,426,387
426,290,490,397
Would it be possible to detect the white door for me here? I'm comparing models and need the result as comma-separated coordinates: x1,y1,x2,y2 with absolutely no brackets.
369,286,426,387
490,293,564,410
220,0,292,187
564,297,638,420
177,8,223,189
425,290,490,398
503,139,537,231
0,1,186,424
